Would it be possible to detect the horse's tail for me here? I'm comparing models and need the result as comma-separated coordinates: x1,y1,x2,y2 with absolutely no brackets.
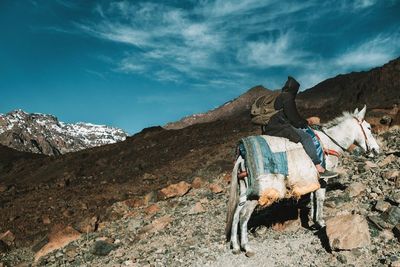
225,155,242,241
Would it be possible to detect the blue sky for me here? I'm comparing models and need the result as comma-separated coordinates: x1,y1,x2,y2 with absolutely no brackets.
0,0,399,134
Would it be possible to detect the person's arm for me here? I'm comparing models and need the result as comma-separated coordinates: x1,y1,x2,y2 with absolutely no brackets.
282,95,308,128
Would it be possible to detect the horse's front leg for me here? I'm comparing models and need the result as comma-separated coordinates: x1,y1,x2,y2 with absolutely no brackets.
230,180,247,254
310,191,315,223
239,200,258,257
314,182,326,227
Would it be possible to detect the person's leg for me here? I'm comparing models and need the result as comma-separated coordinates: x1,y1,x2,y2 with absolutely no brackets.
292,127,338,178
292,127,321,165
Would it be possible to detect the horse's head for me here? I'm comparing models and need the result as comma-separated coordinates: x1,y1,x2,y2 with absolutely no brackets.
352,105,380,157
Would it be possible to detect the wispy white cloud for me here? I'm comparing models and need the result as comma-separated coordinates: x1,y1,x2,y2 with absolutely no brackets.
72,0,399,90
84,69,106,80
237,32,312,67
353,0,378,9
334,33,400,69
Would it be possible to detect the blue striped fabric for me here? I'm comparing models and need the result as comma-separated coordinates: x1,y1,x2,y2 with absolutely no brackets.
238,136,288,196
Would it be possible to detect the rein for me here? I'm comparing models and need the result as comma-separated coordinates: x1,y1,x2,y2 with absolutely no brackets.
319,128,348,153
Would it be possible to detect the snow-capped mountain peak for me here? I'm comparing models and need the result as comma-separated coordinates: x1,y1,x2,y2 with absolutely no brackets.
0,110,127,155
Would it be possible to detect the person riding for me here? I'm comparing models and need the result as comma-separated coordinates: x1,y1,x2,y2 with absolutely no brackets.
262,76,338,179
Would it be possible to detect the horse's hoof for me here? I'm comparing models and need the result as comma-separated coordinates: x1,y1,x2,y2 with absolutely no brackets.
232,249,241,255
245,251,255,257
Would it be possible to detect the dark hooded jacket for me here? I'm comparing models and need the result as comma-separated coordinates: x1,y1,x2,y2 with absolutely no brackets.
262,76,308,143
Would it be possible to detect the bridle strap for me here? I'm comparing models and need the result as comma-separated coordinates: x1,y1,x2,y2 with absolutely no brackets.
354,117,370,152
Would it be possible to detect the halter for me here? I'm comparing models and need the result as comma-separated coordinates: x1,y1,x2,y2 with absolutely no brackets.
354,117,370,153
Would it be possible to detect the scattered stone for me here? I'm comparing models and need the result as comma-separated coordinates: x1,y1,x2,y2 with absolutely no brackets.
75,216,99,233
143,173,157,181
381,206,400,227
380,229,395,241
62,209,73,218
336,253,347,264
0,240,9,253
378,154,397,167
368,215,393,230
189,202,205,214
191,177,204,189
91,240,117,256
346,182,367,197
392,260,400,267
143,191,157,205
209,183,223,194
124,198,146,208
0,184,6,193
365,161,378,169
42,215,51,225
65,245,78,260
199,197,209,204
159,181,191,199
394,224,400,241
375,200,391,212
326,214,371,250
370,192,378,200
390,191,400,205
145,204,160,215
0,230,15,247
35,225,81,262
139,216,172,235
383,170,399,181
222,173,231,184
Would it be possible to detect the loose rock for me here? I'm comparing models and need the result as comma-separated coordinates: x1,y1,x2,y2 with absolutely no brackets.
326,214,371,250
189,202,205,214
346,182,367,197
365,161,378,169
35,225,81,262
91,240,117,256
75,216,99,233
0,230,15,247
381,206,400,227
159,181,191,199
145,204,160,215
209,183,223,194
375,200,391,212
378,154,397,167
191,177,204,189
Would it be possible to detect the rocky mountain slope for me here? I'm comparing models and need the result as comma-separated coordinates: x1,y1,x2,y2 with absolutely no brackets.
297,57,400,120
0,110,127,155
165,58,400,129
1,129,399,266
0,116,258,250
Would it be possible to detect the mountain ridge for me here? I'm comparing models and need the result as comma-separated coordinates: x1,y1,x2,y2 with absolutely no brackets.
165,57,400,129
0,109,128,156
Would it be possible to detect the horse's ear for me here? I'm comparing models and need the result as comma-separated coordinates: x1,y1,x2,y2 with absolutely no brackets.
357,105,367,120
354,108,359,115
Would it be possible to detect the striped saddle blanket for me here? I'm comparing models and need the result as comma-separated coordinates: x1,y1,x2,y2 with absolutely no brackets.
238,135,319,198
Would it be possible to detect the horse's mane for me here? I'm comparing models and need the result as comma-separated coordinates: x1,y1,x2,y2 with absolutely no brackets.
323,111,354,128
